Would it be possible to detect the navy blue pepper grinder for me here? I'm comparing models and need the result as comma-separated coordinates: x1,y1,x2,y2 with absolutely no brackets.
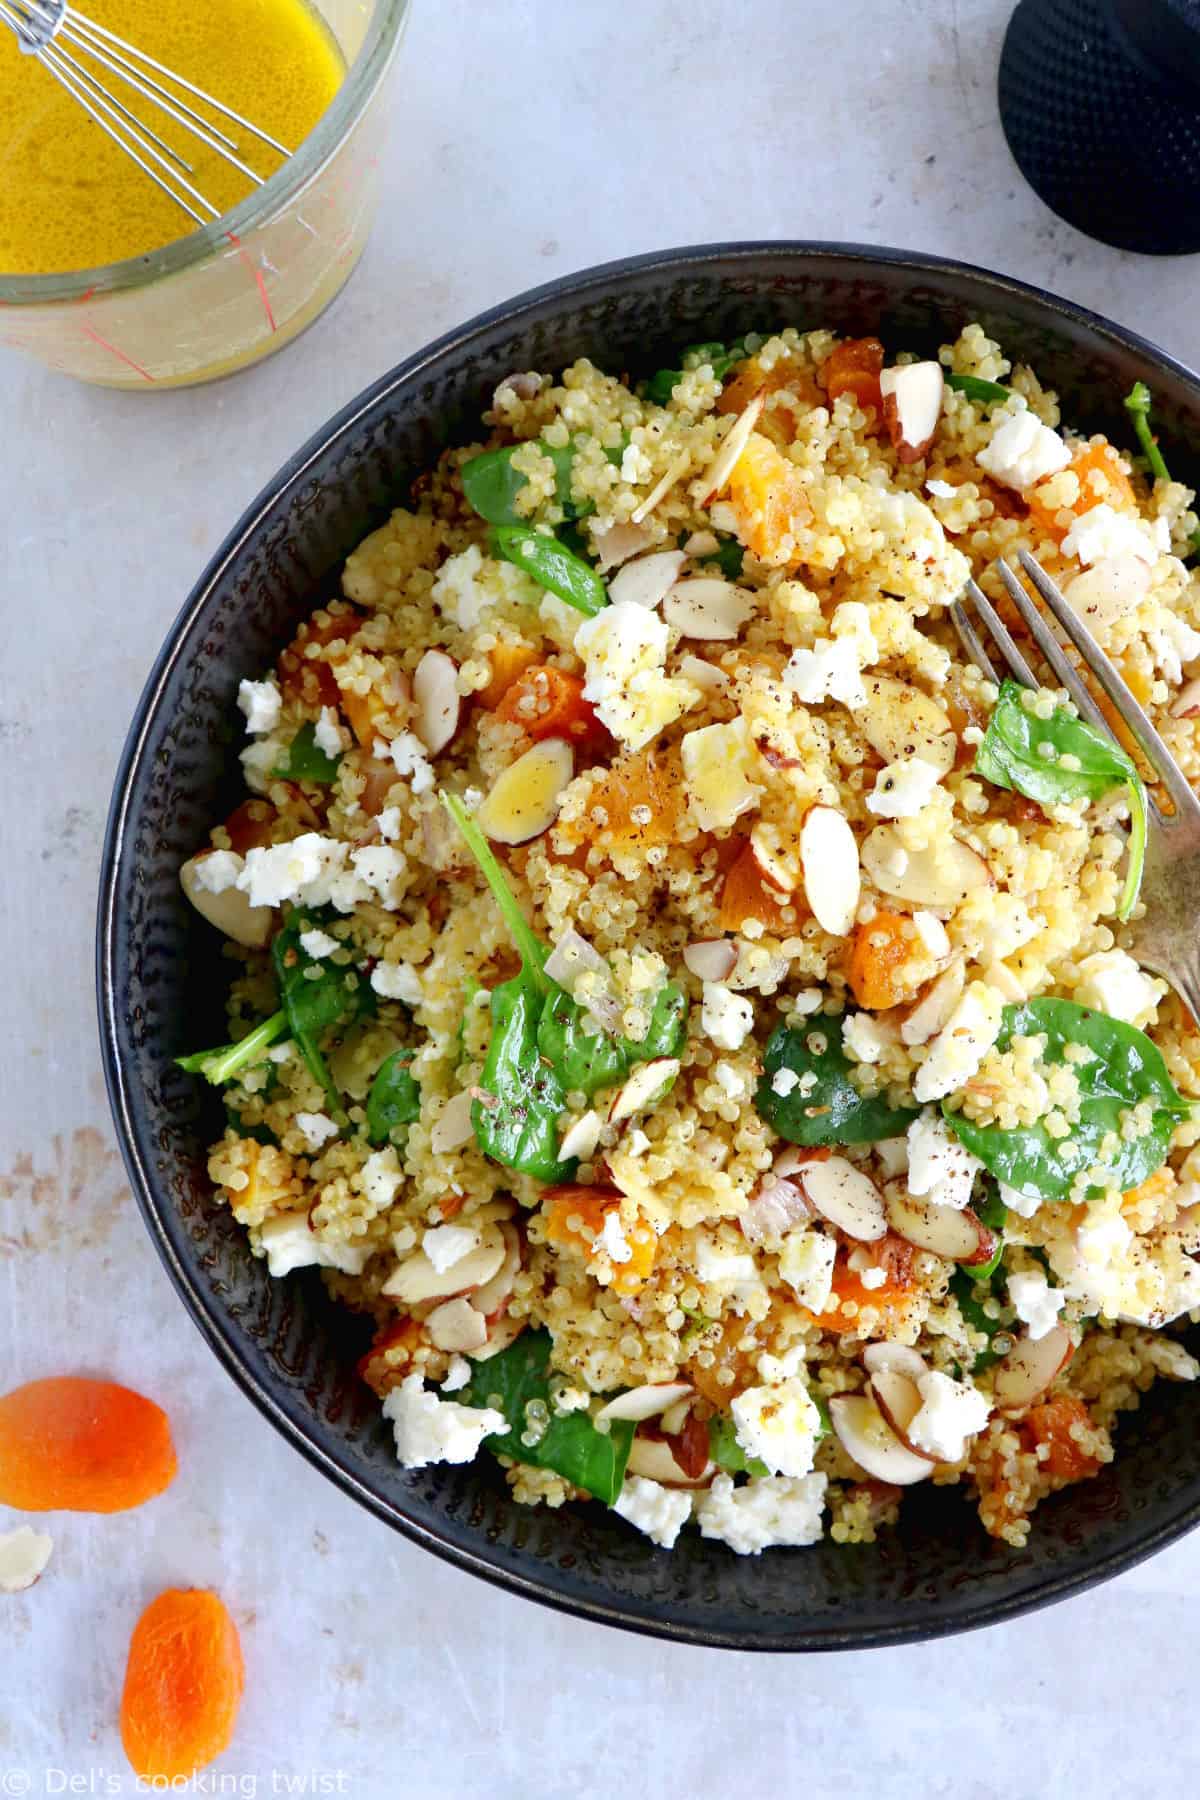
998,0,1200,253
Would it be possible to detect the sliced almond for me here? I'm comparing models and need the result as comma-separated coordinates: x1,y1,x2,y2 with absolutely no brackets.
429,1088,476,1155
625,1434,714,1488
900,957,966,1047
608,549,687,609
1063,553,1151,633
662,578,754,641
861,826,993,908
660,1395,695,1435
860,675,957,776
868,1368,938,1460
472,1312,527,1361
828,1392,933,1486
593,520,656,570
426,1296,488,1352
630,451,692,524
992,1324,1073,1413
475,737,574,844
800,805,860,937
0,1526,53,1593
469,1221,522,1318
595,1381,694,1425
880,362,944,464
698,390,766,505
559,1109,604,1162
180,854,273,949
683,939,739,982
382,1227,506,1304
608,1057,679,1124
1172,677,1200,718
862,1341,928,1383
749,821,797,894
885,1187,995,1263
412,649,461,754
739,1173,812,1245
677,653,730,693
797,1156,887,1242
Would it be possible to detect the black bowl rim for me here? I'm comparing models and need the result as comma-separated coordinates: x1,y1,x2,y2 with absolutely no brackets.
98,238,1200,1652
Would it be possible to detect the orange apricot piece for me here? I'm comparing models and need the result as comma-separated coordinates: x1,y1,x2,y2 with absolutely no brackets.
0,1376,177,1514
121,1589,244,1782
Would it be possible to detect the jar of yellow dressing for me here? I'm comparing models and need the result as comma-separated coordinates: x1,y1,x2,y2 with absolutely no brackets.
0,0,409,387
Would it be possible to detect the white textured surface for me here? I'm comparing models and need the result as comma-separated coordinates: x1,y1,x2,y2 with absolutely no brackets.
4,0,1200,1792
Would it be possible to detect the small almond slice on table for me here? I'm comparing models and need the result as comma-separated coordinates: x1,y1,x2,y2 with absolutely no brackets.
880,362,945,464
412,650,461,754
0,1526,53,1592
800,806,860,936
475,738,574,844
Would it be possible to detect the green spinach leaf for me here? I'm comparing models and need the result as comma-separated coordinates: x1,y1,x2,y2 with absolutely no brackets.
974,679,1148,919
491,524,608,617
1124,381,1171,483
271,721,341,783
536,980,687,1100
461,438,625,527
366,1050,421,1147
708,1413,770,1478
701,537,745,580
644,336,758,406
272,914,375,1131
945,372,1011,405
944,996,1188,1201
460,1328,633,1505
756,1015,918,1146
966,1184,1007,1281
950,1266,1008,1372
476,973,575,1182
177,1008,289,1085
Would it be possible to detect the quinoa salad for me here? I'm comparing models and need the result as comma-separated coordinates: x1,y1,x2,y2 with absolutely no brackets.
178,325,1200,1558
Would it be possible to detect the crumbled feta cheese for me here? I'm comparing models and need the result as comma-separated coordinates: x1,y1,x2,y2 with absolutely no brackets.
371,960,423,1004
790,988,824,1016
926,478,957,499
441,1355,472,1393
383,1374,506,1470
295,1111,339,1153
875,1135,909,1178
842,1011,892,1065
314,706,350,757
376,805,402,841
1074,950,1161,1026
299,927,340,959
702,982,755,1051
423,1224,481,1273
771,1066,800,1097
361,1147,403,1211
831,600,880,666
380,731,435,795
907,1369,990,1463
576,600,699,750
191,849,243,894
237,833,369,912
912,910,951,959
1150,609,1200,685
681,715,763,829
783,635,868,709
778,1227,837,1313
614,1475,693,1549
906,1111,982,1211
999,1182,1043,1220
913,980,1005,1103
431,543,538,630
238,678,282,735
258,1213,369,1279
239,735,284,794
1062,503,1160,567
599,1210,632,1264
731,1377,821,1478
713,1060,751,1101
976,405,1071,493
866,755,943,819
695,1237,761,1296
351,843,407,905
694,1471,827,1554
1007,1268,1066,1341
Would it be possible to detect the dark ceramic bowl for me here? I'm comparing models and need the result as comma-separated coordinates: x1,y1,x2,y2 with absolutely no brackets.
98,243,1200,1650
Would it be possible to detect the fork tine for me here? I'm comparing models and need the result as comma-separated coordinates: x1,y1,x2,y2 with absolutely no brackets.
960,578,1039,688
1016,549,1200,821
993,560,1111,734
949,599,1001,686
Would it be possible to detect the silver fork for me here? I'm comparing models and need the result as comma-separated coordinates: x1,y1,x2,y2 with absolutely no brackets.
951,549,1200,1022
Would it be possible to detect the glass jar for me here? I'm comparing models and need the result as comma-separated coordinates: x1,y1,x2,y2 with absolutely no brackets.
0,0,410,388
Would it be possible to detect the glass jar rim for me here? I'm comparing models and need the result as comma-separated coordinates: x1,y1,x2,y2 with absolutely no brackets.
0,0,409,306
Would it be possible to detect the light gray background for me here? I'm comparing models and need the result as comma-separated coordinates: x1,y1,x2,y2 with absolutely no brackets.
4,1,1199,1794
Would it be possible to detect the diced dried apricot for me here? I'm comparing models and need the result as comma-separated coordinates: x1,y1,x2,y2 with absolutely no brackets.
1121,1165,1177,1225
688,1316,760,1405
0,1376,176,1514
120,1589,244,1782
278,605,360,708
846,910,924,1010
338,682,403,750
718,358,821,444
1027,439,1137,539
806,1238,916,1335
356,1316,426,1395
726,432,812,564
496,664,611,752
1021,1395,1100,1482
565,748,686,853
718,841,795,933
543,1185,656,1295
219,799,277,855
477,642,540,709
821,336,885,415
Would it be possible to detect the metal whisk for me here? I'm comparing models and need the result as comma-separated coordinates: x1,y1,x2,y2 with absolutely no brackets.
0,0,291,226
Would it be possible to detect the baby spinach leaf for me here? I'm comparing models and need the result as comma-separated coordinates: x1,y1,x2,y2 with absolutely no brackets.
461,438,626,526
644,336,758,406
177,1008,289,1085
966,1185,1007,1281
536,980,688,1100
475,973,575,1182
708,1414,770,1478
974,679,1148,919
701,537,745,580
1124,381,1171,483
271,721,341,783
224,1106,278,1147
491,524,608,616
945,372,1011,405
950,1266,1008,1372
272,914,375,1131
756,1015,918,1146
460,1328,633,1505
944,996,1188,1201
366,1050,420,1147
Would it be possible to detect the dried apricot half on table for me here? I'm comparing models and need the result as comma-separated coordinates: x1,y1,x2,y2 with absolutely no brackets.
0,1376,177,1513
121,1588,245,1782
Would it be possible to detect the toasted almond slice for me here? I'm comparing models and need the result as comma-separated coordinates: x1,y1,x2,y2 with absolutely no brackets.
630,451,692,524
992,1324,1073,1412
429,1089,475,1155
412,649,461,754
625,1434,714,1488
885,1187,995,1263
868,1369,938,1461
861,826,993,908
1062,553,1151,633
472,1312,527,1361
748,822,797,895
662,577,754,641
862,1341,928,1383
469,1221,522,1318
880,362,944,464
427,1296,489,1352
1172,677,1200,718
595,1381,694,1424
800,805,860,937
698,390,766,505
683,939,739,982
593,520,656,570
828,1393,933,1486
609,1057,680,1124
860,675,956,776
677,653,730,693
559,1109,604,1162
797,1156,887,1242
180,854,273,949
475,737,574,844
900,957,966,1047
382,1228,506,1304
608,550,688,609
0,1526,53,1593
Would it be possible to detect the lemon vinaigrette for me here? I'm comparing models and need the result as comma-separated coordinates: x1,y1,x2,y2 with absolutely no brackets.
0,0,344,275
